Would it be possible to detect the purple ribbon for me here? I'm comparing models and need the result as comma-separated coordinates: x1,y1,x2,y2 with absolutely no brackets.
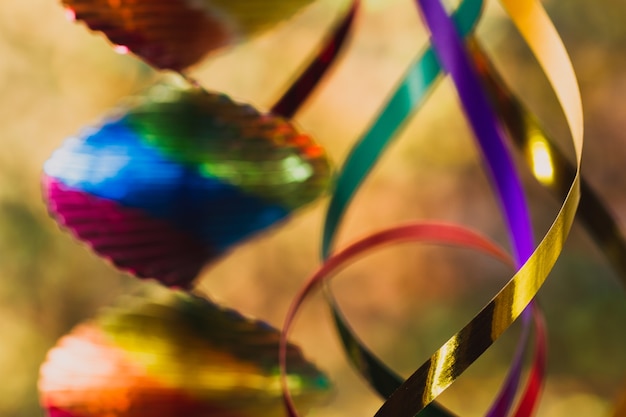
371,1,538,416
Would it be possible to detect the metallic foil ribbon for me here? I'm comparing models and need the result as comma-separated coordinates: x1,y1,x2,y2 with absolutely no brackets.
41,0,608,414
278,0,584,416
469,39,626,286
468,8,626,411
416,2,538,415
268,0,543,415
39,285,330,417
271,1,359,119
318,0,541,416
279,224,546,417
322,0,482,258
370,0,583,414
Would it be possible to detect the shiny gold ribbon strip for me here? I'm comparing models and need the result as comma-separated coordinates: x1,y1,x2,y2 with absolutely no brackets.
370,0,583,413
281,0,583,415
470,38,626,285
280,223,518,417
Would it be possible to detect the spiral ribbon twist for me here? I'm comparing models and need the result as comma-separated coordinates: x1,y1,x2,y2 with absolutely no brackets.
277,1,591,417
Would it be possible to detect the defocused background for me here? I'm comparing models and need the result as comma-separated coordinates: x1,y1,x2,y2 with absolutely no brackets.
2,0,626,416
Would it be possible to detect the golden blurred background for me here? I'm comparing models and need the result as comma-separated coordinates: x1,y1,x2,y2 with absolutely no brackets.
2,0,626,416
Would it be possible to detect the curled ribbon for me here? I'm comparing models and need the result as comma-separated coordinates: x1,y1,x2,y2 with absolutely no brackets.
277,0,583,415
317,0,541,415
280,223,514,415
371,0,582,414
469,39,626,286
322,0,483,259
416,1,539,415
279,223,549,417
272,1,359,119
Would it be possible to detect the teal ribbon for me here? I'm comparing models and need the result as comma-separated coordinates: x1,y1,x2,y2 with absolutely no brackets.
321,1,484,416
322,0,483,258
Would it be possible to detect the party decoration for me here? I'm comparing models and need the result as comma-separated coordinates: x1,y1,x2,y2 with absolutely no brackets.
36,0,626,414
271,1,359,119
292,0,583,416
61,0,318,70
321,0,543,416
280,223,548,417
319,2,578,417
39,285,331,417
43,74,332,288
322,0,482,258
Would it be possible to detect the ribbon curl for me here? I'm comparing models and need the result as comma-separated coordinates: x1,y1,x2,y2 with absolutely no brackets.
318,0,541,415
371,0,582,414
280,223,527,417
276,0,583,415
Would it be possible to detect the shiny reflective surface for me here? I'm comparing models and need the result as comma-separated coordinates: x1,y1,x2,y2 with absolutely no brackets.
40,285,330,417
43,74,332,288
60,0,317,70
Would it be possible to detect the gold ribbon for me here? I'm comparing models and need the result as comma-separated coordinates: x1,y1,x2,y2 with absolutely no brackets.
372,0,583,413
